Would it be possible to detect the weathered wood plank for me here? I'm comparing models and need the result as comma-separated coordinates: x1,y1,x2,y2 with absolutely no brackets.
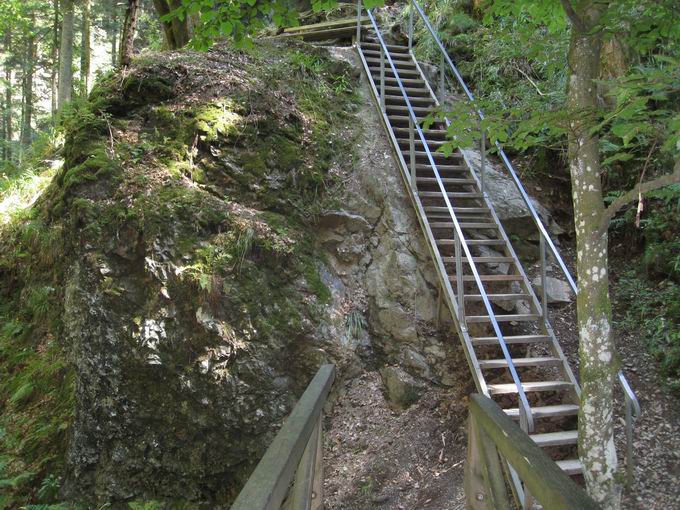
283,17,369,34
310,416,324,510
231,364,335,510
469,394,601,510
286,419,320,510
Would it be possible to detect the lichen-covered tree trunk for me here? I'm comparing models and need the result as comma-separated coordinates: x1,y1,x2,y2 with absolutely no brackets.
80,0,92,95
119,0,141,67
58,0,75,109
566,1,620,508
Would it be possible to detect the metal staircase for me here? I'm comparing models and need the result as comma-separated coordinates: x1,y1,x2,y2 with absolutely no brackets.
354,0,640,505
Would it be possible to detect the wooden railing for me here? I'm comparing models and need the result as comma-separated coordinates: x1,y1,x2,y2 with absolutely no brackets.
231,364,335,510
465,394,601,510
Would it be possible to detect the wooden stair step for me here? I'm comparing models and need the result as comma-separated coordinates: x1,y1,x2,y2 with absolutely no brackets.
504,404,580,420
277,26,358,41
284,17,369,33
437,239,506,246
464,290,531,301
452,275,524,283
381,86,431,97
371,67,422,78
416,164,467,172
430,221,498,229
394,127,448,137
362,49,412,61
466,313,539,323
417,178,475,186
361,42,410,53
397,137,445,145
425,206,487,214
430,215,491,222
411,152,463,161
443,257,513,264
385,95,434,107
472,335,551,346
365,57,417,69
487,381,573,395
464,292,527,301
556,459,583,476
388,114,441,125
419,191,482,199
478,357,562,369
530,430,579,447
376,77,426,87
387,104,433,114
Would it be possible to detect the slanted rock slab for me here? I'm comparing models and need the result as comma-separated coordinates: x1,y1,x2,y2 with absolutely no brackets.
379,366,426,409
531,275,574,303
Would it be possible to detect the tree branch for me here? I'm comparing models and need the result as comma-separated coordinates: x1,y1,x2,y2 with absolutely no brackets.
560,0,588,33
595,159,680,239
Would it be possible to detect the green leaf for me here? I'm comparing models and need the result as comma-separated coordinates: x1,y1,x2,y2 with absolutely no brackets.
220,20,233,35
602,152,634,166
201,10,216,23
10,383,34,405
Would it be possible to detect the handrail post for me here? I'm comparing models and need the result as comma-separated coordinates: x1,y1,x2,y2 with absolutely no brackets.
408,2,413,51
438,53,445,103
625,393,633,489
380,44,386,112
455,230,465,327
356,0,362,44
480,125,486,197
409,115,416,187
618,371,640,490
540,232,548,319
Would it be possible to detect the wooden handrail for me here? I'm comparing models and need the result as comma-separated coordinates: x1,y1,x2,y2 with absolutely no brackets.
231,364,335,510
465,394,601,510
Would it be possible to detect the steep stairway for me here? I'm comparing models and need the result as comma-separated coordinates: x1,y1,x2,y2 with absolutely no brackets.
355,12,585,494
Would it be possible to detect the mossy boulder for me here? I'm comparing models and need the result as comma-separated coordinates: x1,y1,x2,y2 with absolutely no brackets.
0,40,359,509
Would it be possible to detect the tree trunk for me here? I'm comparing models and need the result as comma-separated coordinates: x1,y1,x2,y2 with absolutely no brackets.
80,0,91,96
565,1,620,508
152,0,191,49
58,0,75,109
50,0,59,117
3,31,11,161
110,0,118,67
20,15,36,146
119,0,141,67
152,0,177,49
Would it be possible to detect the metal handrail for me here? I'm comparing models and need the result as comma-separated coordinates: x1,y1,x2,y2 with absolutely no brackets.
407,0,640,466
361,7,535,434
618,370,641,488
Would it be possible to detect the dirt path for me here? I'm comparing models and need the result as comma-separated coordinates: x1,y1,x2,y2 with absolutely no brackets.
323,372,469,510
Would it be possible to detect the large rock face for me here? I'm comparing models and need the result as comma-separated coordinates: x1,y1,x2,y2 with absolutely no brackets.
0,42,456,508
